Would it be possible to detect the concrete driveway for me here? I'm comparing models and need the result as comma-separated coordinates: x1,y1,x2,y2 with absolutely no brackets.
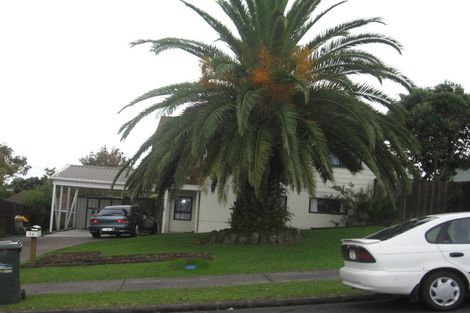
1,230,98,261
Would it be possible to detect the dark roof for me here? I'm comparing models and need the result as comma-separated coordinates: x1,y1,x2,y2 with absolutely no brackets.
5,192,23,205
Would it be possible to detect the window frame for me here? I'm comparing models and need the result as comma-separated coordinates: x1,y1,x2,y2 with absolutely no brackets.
173,196,193,221
309,197,343,215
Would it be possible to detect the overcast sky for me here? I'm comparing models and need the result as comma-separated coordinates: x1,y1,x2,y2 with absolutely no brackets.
1,0,469,178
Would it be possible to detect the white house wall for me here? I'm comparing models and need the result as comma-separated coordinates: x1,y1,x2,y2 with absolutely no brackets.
180,167,375,233
197,190,234,233
289,167,376,228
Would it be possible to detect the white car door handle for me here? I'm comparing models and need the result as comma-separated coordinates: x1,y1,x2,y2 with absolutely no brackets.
449,252,464,258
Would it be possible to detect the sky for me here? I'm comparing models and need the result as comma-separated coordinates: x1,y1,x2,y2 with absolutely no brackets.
1,0,469,178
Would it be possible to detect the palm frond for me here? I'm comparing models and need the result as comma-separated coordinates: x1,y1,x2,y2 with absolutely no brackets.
237,88,265,134
181,0,242,55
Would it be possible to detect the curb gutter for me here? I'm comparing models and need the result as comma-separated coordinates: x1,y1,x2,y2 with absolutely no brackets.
12,294,388,313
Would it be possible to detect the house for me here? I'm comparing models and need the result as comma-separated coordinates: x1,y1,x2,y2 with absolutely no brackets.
161,166,375,233
49,164,375,233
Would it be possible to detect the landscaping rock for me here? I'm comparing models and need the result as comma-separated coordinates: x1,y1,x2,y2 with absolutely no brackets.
223,233,237,244
204,228,302,245
249,232,260,244
216,230,227,243
284,232,294,243
208,230,218,243
259,234,270,244
278,232,287,243
237,234,248,244
293,228,303,240
269,234,279,244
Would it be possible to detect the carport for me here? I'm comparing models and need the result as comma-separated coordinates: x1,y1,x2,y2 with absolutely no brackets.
48,165,130,232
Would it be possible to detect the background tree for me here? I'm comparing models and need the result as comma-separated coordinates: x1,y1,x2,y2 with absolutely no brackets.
19,169,55,227
398,82,470,180
119,0,417,234
0,143,30,185
79,146,128,167
8,176,44,194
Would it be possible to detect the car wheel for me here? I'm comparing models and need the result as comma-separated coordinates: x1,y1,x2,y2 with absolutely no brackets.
421,271,465,311
91,232,101,239
131,225,140,237
150,223,158,234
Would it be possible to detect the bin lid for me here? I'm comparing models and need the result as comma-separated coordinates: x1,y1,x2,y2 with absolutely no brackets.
0,241,23,250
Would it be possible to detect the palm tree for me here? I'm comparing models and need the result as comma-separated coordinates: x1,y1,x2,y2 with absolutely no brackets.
119,0,417,233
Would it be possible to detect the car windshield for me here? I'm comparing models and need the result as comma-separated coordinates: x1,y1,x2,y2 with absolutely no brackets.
366,216,436,241
97,208,128,216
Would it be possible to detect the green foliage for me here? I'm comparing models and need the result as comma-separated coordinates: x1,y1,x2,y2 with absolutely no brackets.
0,143,30,186
398,82,470,180
79,146,127,167
21,181,52,227
0,185,11,200
119,0,417,232
8,176,46,193
332,183,397,226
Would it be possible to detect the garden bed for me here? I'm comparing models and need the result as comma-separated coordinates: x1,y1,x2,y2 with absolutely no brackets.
24,251,211,268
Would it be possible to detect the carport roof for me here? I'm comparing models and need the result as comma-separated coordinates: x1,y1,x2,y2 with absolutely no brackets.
51,165,131,190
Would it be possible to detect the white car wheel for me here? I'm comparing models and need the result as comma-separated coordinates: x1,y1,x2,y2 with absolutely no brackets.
422,271,465,311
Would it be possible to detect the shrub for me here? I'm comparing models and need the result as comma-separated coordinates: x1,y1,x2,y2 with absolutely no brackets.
332,183,398,226
20,182,52,228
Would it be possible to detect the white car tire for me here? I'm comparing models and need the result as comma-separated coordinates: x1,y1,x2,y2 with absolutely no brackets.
421,271,465,311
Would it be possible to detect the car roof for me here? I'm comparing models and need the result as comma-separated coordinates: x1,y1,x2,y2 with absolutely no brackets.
103,205,138,209
428,212,470,220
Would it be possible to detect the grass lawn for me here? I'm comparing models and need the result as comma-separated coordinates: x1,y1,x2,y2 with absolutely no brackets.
1,280,364,312
21,226,380,284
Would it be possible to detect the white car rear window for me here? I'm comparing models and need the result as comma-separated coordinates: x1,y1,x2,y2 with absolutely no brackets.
366,216,435,241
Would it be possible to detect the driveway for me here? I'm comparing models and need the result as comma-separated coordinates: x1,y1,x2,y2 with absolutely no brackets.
1,230,98,261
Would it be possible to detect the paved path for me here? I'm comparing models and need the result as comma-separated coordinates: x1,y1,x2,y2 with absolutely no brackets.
2,230,99,261
24,270,340,295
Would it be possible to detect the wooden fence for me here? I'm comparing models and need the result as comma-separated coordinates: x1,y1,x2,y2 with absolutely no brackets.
393,181,470,221
0,200,23,235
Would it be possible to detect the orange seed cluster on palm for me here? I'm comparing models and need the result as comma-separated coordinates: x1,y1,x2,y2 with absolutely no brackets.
293,47,315,81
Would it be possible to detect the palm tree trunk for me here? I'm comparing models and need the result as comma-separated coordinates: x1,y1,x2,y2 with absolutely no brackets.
229,155,291,233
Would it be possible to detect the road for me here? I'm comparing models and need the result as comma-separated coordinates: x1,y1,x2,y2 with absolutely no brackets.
179,297,470,313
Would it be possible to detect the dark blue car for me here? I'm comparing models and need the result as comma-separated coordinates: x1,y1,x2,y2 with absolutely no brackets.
89,205,158,238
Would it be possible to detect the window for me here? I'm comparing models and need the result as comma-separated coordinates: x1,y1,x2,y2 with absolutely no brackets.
424,218,470,244
97,208,127,216
309,198,342,214
366,216,435,241
331,156,343,167
425,223,444,243
174,197,192,221
447,218,470,244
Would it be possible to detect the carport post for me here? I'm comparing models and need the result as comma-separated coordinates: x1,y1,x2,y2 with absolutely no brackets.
161,190,169,233
49,183,57,232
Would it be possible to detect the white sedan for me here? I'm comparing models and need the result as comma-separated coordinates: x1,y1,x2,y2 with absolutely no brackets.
340,212,470,311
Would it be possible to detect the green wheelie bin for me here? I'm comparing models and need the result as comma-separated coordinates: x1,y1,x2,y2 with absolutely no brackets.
0,241,23,305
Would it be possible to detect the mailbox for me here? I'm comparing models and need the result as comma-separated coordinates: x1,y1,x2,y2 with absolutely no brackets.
26,226,42,238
